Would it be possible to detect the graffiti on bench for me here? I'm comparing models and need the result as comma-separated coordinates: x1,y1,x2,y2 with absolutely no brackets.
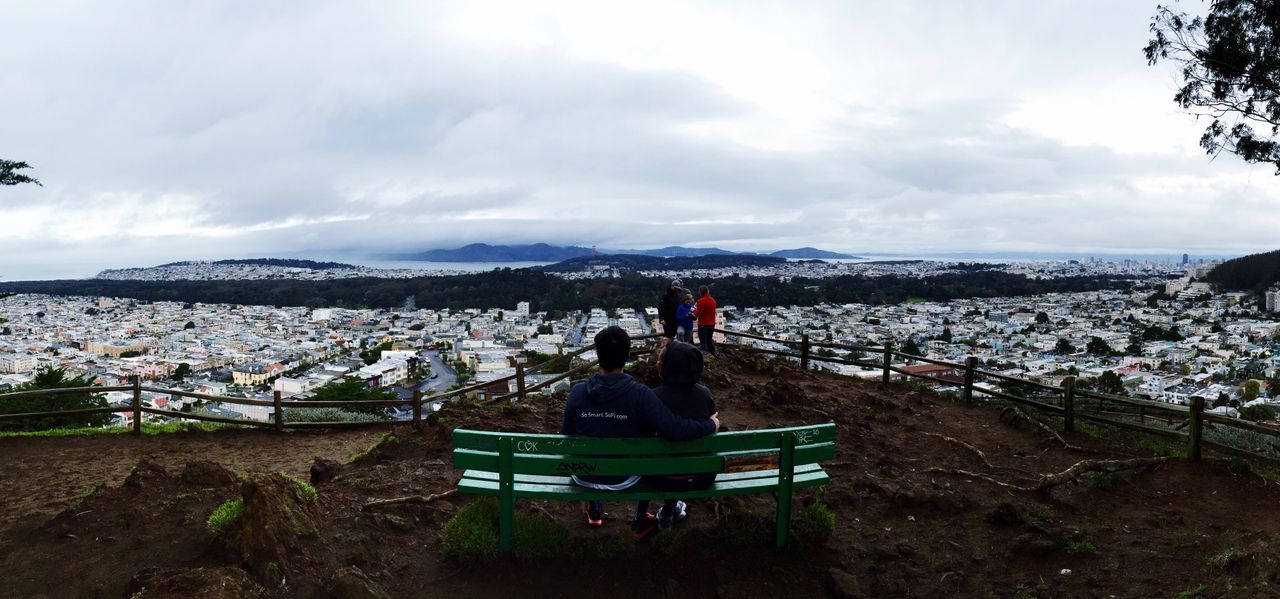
555,461,599,475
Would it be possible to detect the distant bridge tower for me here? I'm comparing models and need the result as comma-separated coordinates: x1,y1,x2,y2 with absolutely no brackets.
592,245,597,256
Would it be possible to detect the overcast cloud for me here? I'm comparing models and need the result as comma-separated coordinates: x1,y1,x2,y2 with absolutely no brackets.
2,0,1277,279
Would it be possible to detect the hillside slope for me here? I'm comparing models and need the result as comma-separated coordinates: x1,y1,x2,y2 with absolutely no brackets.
1,350,1278,598
1205,248,1280,292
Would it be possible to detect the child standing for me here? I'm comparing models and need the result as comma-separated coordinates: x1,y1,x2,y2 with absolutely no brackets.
674,293,696,344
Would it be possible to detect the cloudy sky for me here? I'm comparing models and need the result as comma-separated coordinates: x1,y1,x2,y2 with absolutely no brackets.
2,0,1277,279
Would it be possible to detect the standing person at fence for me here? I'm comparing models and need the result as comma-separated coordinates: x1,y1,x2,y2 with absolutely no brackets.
642,340,717,529
674,292,696,343
561,326,720,540
693,284,717,355
657,279,685,341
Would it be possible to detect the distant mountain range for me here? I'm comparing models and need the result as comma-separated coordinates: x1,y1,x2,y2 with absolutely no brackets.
539,254,787,273
389,243,859,262
150,258,358,270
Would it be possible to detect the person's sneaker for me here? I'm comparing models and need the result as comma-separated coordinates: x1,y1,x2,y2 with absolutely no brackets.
631,512,660,541
583,502,603,528
657,501,687,527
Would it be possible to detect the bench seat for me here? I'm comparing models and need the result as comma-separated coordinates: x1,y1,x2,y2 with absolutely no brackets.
458,463,829,500
450,423,836,551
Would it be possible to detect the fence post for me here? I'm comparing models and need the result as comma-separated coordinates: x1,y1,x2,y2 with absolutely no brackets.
131,376,142,436
882,342,892,384
1062,376,1076,433
962,356,977,404
273,390,284,432
800,334,810,370
413,389,424,432
516,363,527,402
1188,396,1204,461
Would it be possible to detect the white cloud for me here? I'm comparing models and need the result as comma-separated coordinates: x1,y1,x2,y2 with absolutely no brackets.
0,0,1275,280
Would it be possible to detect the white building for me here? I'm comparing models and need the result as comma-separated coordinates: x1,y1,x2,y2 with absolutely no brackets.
0,353,37,374
1266,288,1280,313
516,301,530,317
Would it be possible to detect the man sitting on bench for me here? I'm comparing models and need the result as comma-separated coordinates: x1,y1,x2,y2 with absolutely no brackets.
561,326,720,539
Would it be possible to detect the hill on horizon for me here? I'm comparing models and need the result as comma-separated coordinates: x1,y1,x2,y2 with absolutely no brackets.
388,243,858,262
1204,248,1280,293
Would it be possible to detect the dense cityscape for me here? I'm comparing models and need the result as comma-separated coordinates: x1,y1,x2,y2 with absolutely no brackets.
4,257,1279,429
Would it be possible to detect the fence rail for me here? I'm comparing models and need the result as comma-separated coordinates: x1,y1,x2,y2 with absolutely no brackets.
3,326,1278,467
710,327,1280,465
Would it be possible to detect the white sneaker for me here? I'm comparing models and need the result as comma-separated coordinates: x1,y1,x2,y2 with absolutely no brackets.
657,500,687,526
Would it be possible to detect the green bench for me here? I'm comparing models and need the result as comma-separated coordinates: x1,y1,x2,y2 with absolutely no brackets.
451,422,836,552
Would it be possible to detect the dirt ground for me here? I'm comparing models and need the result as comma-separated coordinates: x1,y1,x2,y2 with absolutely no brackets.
0,428,383,528
2,347,1280,598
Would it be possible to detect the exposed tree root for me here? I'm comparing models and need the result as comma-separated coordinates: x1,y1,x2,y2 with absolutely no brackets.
927,456,1176,492
361,489,456,511
921,432,1029,474
1001,406,1105,454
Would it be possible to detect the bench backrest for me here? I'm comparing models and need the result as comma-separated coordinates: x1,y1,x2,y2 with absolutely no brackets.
452,423,836,477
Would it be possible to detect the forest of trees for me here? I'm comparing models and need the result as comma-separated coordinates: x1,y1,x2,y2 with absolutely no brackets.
1205,249,1280,293
0,269,1138,312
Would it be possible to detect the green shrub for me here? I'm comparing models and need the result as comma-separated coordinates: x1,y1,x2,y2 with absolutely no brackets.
1207,546,1244,569
207,499,245,534
1025,502,1055,520
795,497,836,541
1228,457,1255,475
1137,436,1187,458
441,498,500,561
283,408,389,424
1087,471,1122,491
513,511,570,560
1067,540,1097,555
280,473,317,503
1240,404,1277,422
441,498,572,561
1176,584,1206,599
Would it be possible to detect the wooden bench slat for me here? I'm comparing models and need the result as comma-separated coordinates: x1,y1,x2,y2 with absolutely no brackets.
451,423,835,455
452,442,835,476
459,463,826,486
456,469,830,500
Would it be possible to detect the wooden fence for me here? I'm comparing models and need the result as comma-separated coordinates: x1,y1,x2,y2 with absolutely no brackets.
713,327,1280,465
3,326,1279,468
0,333,663,434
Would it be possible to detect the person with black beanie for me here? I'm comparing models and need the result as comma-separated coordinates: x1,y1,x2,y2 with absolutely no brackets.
642,341,717,527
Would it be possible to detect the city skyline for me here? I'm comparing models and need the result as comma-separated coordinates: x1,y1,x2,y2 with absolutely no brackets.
3,1,1280,279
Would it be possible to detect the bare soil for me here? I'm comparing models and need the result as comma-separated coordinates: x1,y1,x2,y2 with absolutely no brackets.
2,347,1279,598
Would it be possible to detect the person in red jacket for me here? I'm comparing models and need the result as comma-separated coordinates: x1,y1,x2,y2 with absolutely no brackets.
693,285,717,355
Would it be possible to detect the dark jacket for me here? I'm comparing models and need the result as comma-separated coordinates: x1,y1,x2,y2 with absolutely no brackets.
561,371,713,440
561,370,715,486
658,287,683,323
653,342,716,420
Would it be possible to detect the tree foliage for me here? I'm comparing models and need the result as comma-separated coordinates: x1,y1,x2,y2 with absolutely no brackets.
1086,336,1114,356
0,159,42,187
1146,1,1280,172
0,270,1138,312
0,368,111,431
305,376,400,415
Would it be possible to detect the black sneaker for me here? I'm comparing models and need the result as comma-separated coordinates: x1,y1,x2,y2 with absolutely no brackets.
583,502,603,528
632,512,660,541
